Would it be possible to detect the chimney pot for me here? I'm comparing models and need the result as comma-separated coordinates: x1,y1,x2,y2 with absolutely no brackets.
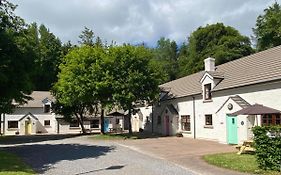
204,57,215,71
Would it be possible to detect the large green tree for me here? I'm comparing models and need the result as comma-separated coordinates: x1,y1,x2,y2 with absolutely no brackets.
52,46,109,133
178,23,253,76
152,37,179,82
253,2,281,51
0,0,34,114
109,45,161,134
30,24,62,90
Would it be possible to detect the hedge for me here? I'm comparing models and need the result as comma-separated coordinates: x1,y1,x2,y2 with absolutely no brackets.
252,126,281,171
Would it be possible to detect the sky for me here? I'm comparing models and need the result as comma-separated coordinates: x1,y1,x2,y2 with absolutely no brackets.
10,0,280,46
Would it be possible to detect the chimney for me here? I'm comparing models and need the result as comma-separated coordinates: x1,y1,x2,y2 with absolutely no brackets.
204,57,215,71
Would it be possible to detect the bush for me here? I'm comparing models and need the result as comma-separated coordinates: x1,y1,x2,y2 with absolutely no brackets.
252,126,281,171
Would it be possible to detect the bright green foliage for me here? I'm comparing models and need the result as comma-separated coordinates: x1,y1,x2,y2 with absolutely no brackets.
204,152,280,175
178,23,253,76
252,126,281,171
152,37,179,82
253,2,281,51
0,0,34,114
53,46,106,133
108,45,161,133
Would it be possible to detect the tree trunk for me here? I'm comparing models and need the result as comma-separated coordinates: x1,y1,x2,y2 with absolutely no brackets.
75,113,87,134
100,108,105,134
128,108,132,135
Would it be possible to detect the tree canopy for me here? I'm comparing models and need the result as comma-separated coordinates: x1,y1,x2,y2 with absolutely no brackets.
253,2,281,51
0,0,34,114
178,23,254,76
151,37,179,83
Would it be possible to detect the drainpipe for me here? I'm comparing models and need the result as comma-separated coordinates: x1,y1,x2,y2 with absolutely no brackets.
192,96,196,139
3,114,5,135
151,104,154,133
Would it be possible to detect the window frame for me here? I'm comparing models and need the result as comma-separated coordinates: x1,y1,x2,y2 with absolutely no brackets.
181,115,191,131
261,114,281,126
157,116,161,125
90,119,100,129
44,120,51,126
8,121,18,129
205,114,213,126
44,104,51,113
69,121,79,128
204,83,212,100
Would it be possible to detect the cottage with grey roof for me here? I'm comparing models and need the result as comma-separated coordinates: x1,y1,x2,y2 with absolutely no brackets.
152,45,281,144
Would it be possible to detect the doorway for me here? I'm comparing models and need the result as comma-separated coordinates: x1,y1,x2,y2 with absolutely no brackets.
25,121,32,135
227,115,238,144
165,115,170,136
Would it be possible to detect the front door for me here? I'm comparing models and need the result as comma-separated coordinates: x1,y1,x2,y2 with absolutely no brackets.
227,115,238,144
104,118,109,132
165,116,170,136
25,121,32,135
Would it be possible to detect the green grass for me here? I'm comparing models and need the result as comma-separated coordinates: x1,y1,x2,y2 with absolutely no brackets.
0,150,35,175
89,132,162,140
90,133,139,140
203,152,281,175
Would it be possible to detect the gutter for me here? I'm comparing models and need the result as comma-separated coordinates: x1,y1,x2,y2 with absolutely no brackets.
192,96,196,139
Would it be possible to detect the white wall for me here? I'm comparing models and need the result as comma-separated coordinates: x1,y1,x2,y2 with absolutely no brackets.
3,107,57,135
154,80,281,144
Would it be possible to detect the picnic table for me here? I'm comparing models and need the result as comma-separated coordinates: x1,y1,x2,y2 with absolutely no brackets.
236,140,255,155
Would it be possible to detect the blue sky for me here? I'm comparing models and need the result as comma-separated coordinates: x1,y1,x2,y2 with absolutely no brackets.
10,0,280,46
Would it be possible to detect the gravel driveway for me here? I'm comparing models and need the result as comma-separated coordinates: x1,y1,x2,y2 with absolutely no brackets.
1,135,195,175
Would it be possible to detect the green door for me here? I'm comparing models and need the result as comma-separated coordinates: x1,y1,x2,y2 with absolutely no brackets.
227,115,238,144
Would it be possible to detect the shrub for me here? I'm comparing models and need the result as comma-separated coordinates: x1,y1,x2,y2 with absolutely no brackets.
252,126,281,171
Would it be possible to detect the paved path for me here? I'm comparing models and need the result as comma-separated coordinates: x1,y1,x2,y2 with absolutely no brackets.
0,135,195,175
116,137,248,175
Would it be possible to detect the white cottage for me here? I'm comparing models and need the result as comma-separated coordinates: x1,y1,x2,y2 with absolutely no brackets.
153,45,281,144
0,91,130,135
0,91,57,135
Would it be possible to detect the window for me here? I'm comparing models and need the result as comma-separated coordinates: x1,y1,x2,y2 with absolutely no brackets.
69,121,79,128
204,84,212,100
90,120,99,128
116,118,120,124
262,114,281,126
44,104,51,113
157,116,161,125
44,120,50,126
8,121,18,129
181,115,190,131
205,114,213,126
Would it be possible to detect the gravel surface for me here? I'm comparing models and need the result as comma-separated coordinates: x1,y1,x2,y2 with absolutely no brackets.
1,136,195,175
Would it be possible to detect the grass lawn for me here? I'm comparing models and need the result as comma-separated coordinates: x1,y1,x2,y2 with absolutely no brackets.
90,132,161,140
203,152,281,175
0,150,35,175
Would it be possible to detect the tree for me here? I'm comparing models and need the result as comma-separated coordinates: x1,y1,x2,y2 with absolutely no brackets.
253,2,281,51
78,27,95,46
178,23,254,76
0,0,34,114
152,37,179,82
109,45,161,134
52,46,108,134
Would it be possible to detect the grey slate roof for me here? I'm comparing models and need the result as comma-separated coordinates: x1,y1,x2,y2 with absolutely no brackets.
230,95,250,109
20,91,54,108
160,45,281,99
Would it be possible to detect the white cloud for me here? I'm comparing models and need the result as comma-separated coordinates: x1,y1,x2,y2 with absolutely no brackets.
10,0,280,46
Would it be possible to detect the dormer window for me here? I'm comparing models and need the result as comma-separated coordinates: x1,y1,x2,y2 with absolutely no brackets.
44,104,51,113
204,83,212,100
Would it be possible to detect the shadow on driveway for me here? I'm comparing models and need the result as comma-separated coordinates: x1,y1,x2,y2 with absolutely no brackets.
0,134,81,145
4,143,115,174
